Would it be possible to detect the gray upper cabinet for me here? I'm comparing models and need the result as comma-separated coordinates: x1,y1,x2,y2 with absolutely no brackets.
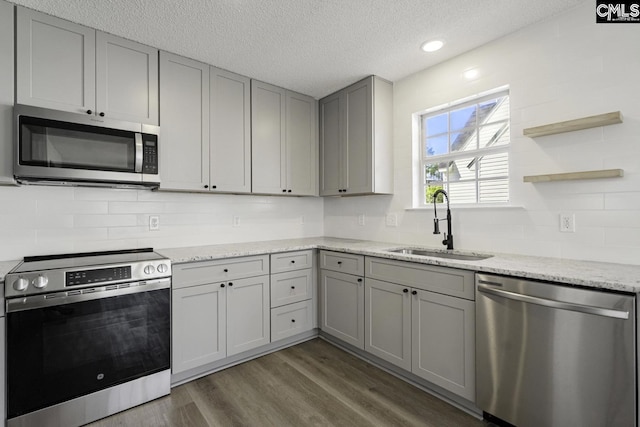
210,67,251,193
16,7,158,125
0,0,14,185
319,76,393,196
159,52,210,191
95,32,158,124
251,80,318,196
160,54,252,193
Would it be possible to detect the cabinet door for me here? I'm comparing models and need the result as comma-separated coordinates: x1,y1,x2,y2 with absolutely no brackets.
96,32,158,125
210,67,251,193
365,279,411,371
344,78,373,195
159,52,210,191
412,289,475,401
319,269,364,349
0,0,14,184
251,80,286,195
319,92,342,196
227,275,271,356
16,7,95,113
172,283,226,374
286,91,318,196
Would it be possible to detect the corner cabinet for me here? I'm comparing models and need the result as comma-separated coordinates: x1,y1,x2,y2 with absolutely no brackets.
251,80,318,196
319,251,365,349
16,7,158,125
319,76,393,196
159,53,252,193
0,0,14,185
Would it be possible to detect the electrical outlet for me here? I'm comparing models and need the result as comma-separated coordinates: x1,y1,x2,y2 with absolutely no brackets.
149,215,160,231
358,214,365,226
233,216,240,227
386,213,398,227
559,213,575,233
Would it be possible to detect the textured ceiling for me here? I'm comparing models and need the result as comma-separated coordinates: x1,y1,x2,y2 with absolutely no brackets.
10,0,585,98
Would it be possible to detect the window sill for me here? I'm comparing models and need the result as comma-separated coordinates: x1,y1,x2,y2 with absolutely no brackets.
406,204,525,211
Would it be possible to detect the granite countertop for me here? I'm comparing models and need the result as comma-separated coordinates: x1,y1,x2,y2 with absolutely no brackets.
158,237,640,294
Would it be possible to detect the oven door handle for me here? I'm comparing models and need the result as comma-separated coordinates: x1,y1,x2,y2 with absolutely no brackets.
6,278,170,313
477,283,629,319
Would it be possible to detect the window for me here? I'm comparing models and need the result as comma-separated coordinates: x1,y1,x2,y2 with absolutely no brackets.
416,89,510,206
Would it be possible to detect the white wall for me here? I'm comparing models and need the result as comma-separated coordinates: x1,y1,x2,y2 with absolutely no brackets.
324,1,640,265
0,186,324,261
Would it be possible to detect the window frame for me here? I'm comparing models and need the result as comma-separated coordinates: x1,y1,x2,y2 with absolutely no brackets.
413,88,511,208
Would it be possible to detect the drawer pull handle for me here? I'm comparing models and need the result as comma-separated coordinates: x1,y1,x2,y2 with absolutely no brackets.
291,286,296,289
403,288,409,293
228,282,233,287
220,284,225,288
291,260,295,263
411,290,417,295
337,261,342,265
357,278,363,283
223,269,228,273
291,319,296,323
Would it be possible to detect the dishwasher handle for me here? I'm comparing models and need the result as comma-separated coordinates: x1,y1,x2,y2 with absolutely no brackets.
477,283,630,320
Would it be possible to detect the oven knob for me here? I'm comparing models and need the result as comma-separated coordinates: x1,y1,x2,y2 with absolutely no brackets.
13,277,29,292
144,265,156,275
157,264,168,274
33,275,49,289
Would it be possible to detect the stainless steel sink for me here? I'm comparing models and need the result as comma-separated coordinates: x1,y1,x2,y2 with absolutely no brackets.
386,248,493,261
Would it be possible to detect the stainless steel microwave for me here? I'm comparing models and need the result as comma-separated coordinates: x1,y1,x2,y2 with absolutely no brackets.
14,105,161,189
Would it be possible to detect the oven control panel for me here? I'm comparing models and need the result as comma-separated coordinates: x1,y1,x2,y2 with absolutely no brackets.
5,259,172,298
67,266,132,286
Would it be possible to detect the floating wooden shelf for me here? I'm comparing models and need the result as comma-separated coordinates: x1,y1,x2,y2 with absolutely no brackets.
523,169,624,183
523,111,622,138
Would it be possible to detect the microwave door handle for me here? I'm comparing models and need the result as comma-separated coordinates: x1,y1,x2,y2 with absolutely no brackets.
134,133,143,173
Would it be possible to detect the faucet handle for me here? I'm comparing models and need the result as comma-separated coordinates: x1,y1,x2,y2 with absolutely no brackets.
433,218,441,234
442,233,448,246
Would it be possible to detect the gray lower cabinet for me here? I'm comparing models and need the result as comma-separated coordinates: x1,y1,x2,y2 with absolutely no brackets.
171,255,270,375
411,288,475,401
0,0,13,185
364,278,411,371
364,256,476,402
270,250,316,341
172,282,226,373
319,251,365,349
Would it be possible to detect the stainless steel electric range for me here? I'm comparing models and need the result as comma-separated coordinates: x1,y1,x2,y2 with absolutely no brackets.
4,248,172,427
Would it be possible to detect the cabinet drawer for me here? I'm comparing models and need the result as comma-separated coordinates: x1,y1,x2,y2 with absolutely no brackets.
173,255,269,289
365,257,475,300
271,300,314,341
271,250,313,274
320,250,364,276
271,269,313,308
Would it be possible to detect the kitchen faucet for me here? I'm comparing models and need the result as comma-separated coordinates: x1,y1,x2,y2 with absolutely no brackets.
432,189,453,250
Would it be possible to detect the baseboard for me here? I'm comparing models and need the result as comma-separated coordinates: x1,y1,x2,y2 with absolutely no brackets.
171,329,319,386
318,332,482,419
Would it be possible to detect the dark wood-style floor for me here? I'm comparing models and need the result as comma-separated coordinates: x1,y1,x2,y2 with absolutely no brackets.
88,339,486,427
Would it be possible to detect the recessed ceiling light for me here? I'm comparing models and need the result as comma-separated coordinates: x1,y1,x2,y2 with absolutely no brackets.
463,68,479,80
420,40,444,53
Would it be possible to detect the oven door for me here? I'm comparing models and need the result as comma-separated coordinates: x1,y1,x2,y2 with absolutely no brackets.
6,282,170,420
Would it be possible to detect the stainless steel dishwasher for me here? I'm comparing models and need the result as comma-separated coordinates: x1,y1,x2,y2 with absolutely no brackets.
476,273,636,427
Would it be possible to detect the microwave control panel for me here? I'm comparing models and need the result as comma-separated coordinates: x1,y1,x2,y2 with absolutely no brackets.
142,137,158,174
